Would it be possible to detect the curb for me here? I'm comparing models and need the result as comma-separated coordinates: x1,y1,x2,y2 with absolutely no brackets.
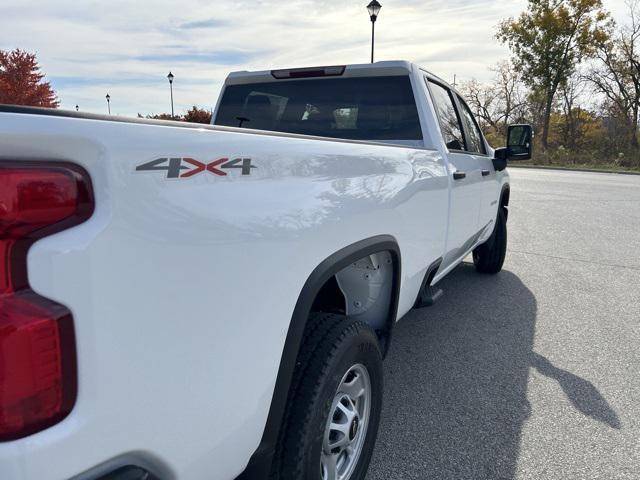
508,164,640,176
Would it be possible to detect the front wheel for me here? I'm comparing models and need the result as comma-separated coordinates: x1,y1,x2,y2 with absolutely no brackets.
473,207,507,274
272,314,383,480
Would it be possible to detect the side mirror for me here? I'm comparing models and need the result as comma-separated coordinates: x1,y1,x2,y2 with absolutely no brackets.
493,124,533,171
506,124,533,161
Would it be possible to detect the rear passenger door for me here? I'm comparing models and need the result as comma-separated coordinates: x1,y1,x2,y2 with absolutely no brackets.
426,78,483,268
455,94,501,235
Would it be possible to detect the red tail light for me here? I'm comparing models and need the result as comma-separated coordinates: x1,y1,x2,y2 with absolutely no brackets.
0,162,93,441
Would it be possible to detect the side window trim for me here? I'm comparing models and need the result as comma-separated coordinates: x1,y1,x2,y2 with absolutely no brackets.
424,76,468,153
453,93,488,156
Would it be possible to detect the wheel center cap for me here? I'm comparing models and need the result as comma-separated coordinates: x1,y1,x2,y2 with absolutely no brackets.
349,416,359,441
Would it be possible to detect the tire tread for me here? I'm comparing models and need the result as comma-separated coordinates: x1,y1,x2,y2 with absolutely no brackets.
473,207,507,274
272,313,381,479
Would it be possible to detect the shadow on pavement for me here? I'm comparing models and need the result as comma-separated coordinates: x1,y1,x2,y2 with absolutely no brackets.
530,352,621,429
366,262,619,480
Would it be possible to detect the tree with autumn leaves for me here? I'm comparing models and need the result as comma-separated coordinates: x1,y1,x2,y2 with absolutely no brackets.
141,106,212,124
463,0,640,168
497,0,611,150
0,49,59,108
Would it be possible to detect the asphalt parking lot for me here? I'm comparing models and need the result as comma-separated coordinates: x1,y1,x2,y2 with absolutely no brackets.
367,168,640,480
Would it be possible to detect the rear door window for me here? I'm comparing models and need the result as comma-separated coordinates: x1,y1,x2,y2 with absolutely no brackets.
426,79,466,151
457,95,486,154
215,76,422,141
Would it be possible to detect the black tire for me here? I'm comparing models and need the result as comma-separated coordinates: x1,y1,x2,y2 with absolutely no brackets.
473,207,507,274
272,313,383,480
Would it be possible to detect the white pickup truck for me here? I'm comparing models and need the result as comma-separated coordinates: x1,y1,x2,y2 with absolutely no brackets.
0,60,532,480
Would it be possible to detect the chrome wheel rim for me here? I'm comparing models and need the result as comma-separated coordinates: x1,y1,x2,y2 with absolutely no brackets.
320,363,371,480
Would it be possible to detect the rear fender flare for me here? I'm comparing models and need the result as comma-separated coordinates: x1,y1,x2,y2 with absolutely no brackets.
236,235,401,479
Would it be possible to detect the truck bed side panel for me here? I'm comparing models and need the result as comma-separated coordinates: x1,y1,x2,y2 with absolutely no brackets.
0,113,448,479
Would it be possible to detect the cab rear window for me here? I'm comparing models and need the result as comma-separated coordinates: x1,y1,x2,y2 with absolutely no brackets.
214,76,422,141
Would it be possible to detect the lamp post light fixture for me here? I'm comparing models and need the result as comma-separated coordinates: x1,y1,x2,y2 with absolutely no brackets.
167,71,175,119
366,0,382,63
105,93,111,115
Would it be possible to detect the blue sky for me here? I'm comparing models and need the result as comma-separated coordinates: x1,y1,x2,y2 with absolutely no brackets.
0,0,629,117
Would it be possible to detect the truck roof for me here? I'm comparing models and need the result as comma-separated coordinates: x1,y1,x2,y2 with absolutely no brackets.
224,60,450,88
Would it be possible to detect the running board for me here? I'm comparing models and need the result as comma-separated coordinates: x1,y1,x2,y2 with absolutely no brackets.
415,284,443,308
413,257,443,309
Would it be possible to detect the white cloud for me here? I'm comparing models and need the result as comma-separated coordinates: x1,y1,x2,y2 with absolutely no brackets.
0,0,629,116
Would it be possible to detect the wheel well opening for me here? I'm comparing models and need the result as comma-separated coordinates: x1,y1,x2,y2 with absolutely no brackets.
310,250,397,355
311,275,346,315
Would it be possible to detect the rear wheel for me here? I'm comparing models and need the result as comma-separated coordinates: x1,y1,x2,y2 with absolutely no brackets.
272,313,383,480
473,207,507,274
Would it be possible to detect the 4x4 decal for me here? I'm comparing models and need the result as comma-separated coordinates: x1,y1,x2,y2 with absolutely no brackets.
136,157,256,178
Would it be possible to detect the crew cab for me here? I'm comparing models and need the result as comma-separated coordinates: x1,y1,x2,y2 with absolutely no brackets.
0,60,532,480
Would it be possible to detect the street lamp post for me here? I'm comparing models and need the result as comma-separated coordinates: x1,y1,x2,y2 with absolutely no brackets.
366,0,382,63
167,71,175,119
105,94,111,115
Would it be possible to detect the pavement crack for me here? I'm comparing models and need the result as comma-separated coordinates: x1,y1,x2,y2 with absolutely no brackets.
507,249,640,271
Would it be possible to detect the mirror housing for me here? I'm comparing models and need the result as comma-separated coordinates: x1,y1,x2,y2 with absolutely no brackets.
493,147,508,171
506,124,533,160
493,124,533,171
